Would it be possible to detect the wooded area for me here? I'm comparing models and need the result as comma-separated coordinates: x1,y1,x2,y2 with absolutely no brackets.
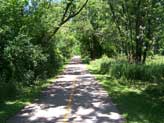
0,0,164,122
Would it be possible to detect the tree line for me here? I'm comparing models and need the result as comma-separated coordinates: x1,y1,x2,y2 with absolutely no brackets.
73,0,164,64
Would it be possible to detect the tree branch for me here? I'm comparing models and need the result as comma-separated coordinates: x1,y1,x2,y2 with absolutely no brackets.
108,0,122,36
48,0,89,41
61,0,74,22
63,0,89,23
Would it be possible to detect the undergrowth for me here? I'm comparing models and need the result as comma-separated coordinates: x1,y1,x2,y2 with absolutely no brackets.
88,55,164,123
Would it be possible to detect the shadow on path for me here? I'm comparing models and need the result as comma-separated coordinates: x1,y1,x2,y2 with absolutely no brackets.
8,56,125,123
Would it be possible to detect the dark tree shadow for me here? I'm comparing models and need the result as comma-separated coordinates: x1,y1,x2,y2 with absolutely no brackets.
7,57,124,123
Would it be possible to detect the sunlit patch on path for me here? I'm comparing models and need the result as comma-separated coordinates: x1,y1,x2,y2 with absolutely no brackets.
8,56,125,123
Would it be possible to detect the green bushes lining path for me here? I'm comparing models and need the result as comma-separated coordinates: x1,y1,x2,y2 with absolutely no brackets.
88,55,164,123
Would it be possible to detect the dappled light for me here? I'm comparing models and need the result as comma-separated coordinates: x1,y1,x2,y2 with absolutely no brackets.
8,56,124,123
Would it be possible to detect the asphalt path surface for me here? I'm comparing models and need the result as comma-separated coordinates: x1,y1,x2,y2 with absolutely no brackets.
8,56,125,123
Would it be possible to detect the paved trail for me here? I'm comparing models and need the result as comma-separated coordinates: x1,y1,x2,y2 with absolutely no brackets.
8,56,125,123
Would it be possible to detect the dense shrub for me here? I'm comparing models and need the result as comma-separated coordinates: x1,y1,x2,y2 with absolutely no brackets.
4,34,47,82
0,35,47,99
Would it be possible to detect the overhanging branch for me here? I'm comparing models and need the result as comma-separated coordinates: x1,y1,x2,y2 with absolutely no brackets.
48,0,89,41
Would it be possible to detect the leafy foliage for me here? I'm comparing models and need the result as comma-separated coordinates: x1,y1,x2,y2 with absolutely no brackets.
0,0,88,100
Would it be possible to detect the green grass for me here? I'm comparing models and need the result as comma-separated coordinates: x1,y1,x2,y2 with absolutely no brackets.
88,56,164,123
0,67,64,122
146,55,164,64
89,55,164,82
0,80,55,122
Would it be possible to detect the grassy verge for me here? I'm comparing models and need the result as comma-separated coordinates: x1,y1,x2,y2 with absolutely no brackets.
88,56,164,123
0,66,65,122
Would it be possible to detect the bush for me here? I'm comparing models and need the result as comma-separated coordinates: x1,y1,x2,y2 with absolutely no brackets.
0,34,48,100
4,34,47,83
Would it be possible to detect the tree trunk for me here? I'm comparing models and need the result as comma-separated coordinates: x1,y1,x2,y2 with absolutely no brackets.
135,0,143,64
